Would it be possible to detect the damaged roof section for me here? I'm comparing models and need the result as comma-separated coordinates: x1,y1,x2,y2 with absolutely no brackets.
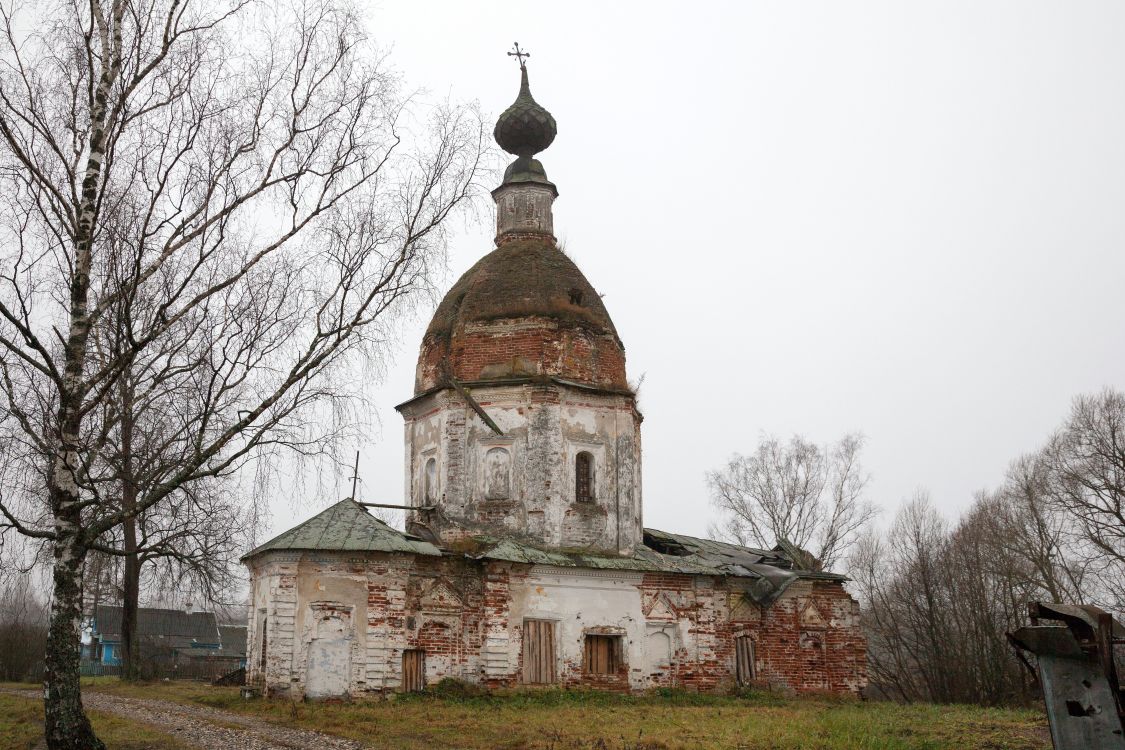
467,529,843,606
244,501,842,607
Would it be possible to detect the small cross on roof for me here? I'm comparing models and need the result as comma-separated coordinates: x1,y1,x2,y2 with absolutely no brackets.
507,42,530,70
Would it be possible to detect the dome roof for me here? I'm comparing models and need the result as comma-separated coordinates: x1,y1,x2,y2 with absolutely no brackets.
494,67,556,158
415,238,627,395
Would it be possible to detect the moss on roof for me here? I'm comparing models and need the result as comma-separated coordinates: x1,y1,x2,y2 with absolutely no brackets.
242,503,843,606
423,238,621,343
241,499,442,559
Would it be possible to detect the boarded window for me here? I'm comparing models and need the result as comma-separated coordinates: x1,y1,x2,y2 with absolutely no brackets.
735,635,755,686
522,619,557,684
575,452,594,503
584,634,622,674
402,649,425,692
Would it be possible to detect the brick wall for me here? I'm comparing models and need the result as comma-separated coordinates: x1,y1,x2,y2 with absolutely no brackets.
416,317,628,394
630,573,867,694
247,553,866,699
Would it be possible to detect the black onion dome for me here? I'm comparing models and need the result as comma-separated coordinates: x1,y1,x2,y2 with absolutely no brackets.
494,67,557,158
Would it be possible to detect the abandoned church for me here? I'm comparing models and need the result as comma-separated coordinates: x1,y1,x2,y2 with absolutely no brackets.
242,58,867,699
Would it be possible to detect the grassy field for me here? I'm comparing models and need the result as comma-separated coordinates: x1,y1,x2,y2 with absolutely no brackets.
54,678,1051,750
0,691,190,750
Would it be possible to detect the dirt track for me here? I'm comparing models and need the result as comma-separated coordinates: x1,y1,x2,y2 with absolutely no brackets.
3,688,362,750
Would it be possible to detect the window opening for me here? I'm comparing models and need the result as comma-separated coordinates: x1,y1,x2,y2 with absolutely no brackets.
583,634,622,674
575,452,594,503
259,615,268,675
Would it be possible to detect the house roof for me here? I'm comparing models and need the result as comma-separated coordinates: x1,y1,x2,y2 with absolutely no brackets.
93,605,220,645
180,625,248,661
243,500,842,606
217,625,248,657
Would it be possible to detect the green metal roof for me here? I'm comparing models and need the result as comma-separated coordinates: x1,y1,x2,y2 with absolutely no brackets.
242,501,842,606
242,499,442,560
470,529,842,606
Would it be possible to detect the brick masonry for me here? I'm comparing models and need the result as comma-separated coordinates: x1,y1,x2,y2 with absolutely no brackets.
416,316,628,395
247,154,867,701
246,552,866,698
398,382,643,557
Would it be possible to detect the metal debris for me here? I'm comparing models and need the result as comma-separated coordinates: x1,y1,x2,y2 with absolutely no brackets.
1009,601,1125,749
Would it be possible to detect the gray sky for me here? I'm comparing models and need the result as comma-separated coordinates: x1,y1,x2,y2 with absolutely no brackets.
266,1,1125,542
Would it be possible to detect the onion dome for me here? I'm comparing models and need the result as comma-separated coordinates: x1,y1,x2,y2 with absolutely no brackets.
413,50,627,397
494,66,557,158
414,238,627,395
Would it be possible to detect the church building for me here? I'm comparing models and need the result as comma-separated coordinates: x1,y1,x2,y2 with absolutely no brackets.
242,56,867,699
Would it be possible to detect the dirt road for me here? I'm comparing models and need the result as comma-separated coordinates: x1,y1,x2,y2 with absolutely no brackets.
4,689,362,750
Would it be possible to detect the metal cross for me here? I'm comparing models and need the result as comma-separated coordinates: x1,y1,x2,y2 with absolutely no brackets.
507,42,530,70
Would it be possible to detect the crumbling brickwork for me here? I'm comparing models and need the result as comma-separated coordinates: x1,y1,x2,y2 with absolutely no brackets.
246,76,870,703
416,317,627,394
413,236,630,396
246,553,866,699
398,382,642,557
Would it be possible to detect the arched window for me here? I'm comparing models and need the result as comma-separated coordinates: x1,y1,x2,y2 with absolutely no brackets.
423,457,437,504
575,452,594,503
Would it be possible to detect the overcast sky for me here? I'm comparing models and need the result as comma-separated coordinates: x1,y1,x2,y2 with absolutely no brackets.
265,1,1125,544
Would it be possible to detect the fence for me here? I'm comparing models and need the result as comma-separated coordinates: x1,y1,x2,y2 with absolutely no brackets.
79,662,121,677
77,656,244,683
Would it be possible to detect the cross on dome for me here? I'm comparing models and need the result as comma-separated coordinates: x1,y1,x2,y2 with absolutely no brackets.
507,42,530,70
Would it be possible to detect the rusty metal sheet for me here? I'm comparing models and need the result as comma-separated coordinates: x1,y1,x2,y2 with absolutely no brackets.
1009,626,1085,659
1011,604,1125,750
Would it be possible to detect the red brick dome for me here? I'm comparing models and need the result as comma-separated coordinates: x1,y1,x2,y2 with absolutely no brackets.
415,238,628,395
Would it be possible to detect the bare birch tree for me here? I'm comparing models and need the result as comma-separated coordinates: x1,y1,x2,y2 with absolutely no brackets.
707,433,877,570
0,0,485,746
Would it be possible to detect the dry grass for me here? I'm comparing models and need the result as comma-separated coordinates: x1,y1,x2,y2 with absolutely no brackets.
0,691,191,750
57,678,1051,750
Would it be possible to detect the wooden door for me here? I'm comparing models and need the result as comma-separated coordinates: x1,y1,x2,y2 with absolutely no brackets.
402,649,425,692
522,619,557,684
735,635,755,686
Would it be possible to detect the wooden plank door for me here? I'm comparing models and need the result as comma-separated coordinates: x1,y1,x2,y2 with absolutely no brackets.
402,649,425,692
522,619,557,684
735,636,755,686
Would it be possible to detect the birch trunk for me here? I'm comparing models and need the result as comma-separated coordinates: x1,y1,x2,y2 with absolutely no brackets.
43,513,104,750
42,0,115,737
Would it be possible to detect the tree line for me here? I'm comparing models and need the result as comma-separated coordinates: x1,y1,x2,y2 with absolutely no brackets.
709,388,1125,705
